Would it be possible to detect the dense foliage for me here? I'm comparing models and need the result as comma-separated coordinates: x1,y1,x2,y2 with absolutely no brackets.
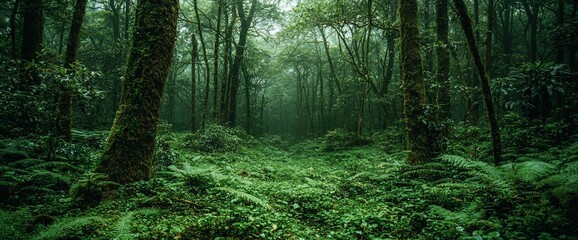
0,124,577,239
1,0,578,239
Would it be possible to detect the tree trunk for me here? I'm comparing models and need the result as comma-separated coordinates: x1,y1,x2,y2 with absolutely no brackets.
399,0,431,165
10,0,20,59
453,0,502,164
556,0,565,64
57,0,88,142
433,0,450,154
242,64,252,134
108,0,121,41
193,0,211,128
226,0,257,126
485,0,495,77
191,33,198,132
97,0,179,184
501,0,512,73
20,0,44,87
212,0,223,119
220,6,236,122
124,0,131,40
521,0,539,62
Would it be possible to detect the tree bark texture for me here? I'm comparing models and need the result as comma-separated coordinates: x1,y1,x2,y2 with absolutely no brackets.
399,0,432,165
57,0,88,142
97,0,179,184
453,0,502,164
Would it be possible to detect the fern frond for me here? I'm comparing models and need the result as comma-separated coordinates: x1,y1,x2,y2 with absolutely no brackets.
114,209,159,240
28,161,80,172
440,155,480,169
214,187,273,210
32,216,106,240
512,161,556,183
8,158,45,168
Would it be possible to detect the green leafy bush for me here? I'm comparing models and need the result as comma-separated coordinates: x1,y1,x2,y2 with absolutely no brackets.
322,128,370,151
183,124,252,152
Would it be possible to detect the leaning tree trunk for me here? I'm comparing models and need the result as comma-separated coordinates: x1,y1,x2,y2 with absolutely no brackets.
57,0,88,142
97,0,179,184
399,0,432,165
453,0,502,164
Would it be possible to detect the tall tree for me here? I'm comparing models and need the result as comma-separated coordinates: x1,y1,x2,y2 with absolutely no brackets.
192,0,211,128
20,0,44,86
434,0,451,154
453,0,502,164
399,0,431,165
191,33,198,132
212,0,223,119
225,0,257,126
10,0,20,59
57,0,89,142
97,0,179,183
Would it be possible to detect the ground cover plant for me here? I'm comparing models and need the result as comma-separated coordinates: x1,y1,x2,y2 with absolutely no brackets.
1,124,577,239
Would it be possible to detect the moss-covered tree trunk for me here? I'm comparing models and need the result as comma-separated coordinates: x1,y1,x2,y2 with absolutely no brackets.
453,0,502,164
191,33,198,132
97,0,179,184
57,0,88,142
399,0,432,165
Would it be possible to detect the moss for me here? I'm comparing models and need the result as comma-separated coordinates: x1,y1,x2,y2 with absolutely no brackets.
96,0,179,184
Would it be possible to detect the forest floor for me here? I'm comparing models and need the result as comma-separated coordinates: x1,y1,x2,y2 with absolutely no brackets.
1,125,578,239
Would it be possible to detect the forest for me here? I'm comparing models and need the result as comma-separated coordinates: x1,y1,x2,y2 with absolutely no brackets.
0,0,577,239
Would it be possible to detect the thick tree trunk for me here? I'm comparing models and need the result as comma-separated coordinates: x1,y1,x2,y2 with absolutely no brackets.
97,0,178,184
57,0,88,142
433,0,450,154
191,33,198,132
453,0,502,164
20,0,44,87
226,0,257,126
108,0,121,41
399,0,432,165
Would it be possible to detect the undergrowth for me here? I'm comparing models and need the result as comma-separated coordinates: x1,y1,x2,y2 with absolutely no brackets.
1,126,577,239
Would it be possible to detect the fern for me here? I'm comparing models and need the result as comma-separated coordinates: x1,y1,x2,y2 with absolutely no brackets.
214,187,273,210
511,161,556,183
32,216,106,240
113,209,159,240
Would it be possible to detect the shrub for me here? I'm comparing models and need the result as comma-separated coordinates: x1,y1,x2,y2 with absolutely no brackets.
183,124,252,152
322,128,370,151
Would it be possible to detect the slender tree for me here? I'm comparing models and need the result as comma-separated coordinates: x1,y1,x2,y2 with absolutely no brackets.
399,0,432,165
193,0,211,128
191,33,198,132
225,0,257,126
97,0,179,183
57,0,88,142
453,0,502,164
